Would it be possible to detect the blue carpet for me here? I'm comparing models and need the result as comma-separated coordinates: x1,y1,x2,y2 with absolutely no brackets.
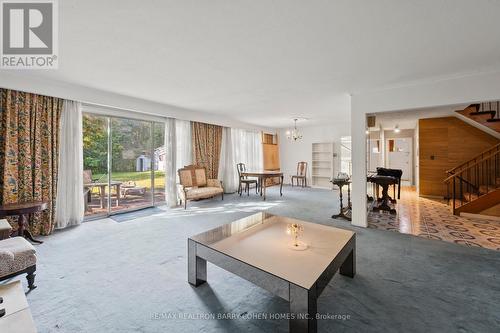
9,186,500,332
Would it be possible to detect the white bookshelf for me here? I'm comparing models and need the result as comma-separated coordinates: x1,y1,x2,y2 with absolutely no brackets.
312,142,334,188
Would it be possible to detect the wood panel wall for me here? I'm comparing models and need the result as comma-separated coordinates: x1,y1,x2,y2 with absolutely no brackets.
419,117,499,197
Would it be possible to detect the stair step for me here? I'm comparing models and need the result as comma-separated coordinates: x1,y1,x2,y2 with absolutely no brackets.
479,185,492,194
469,110,496,117
470,103,481,111
459,184,499,203
486,118,500,122
463,192,479,202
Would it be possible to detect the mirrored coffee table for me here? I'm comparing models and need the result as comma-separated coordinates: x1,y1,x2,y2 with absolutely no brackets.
188,212,356,333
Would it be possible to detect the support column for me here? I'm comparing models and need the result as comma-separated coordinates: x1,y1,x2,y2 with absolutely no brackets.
351,97,368,227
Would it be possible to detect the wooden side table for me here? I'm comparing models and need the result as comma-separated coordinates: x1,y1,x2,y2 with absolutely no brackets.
0,202,48,244
331,178,352,221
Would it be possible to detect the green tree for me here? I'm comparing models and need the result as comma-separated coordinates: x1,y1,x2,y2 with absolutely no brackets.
83,115,124,176
83,115,164,176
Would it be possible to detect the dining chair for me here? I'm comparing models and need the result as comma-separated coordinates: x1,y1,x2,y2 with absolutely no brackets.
83,169,99,204
236,163,258,196
291,161,308,187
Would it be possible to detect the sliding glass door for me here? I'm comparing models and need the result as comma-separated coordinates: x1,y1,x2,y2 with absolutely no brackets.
153,122,166,205
83,114,109,218
83,113,166,219
110,118,154,213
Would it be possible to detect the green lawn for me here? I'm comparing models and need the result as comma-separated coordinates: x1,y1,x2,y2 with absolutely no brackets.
93,171,165,190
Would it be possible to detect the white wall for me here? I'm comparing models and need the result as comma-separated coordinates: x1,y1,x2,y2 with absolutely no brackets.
351,70,500,228
279,122,350,186
367,130,382,172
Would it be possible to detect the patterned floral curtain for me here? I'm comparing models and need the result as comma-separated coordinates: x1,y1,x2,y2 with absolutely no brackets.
191,122,222,179
0,89,63,235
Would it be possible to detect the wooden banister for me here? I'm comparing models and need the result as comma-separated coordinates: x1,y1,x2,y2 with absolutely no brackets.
446,142,500,176
444,147,500,215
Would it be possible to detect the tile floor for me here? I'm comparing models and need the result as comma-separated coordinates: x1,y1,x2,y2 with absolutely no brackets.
368,187,500,250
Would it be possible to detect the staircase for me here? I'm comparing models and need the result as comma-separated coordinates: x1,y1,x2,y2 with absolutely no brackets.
456,102,500,134
444,143,500,215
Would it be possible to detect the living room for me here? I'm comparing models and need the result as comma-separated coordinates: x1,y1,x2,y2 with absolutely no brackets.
1,1,499,333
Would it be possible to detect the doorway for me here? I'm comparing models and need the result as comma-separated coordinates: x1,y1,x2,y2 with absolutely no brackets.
386,137,412,184
82,113,166,219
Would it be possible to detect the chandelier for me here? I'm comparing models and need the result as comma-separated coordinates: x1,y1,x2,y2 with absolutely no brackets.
286,119,303,141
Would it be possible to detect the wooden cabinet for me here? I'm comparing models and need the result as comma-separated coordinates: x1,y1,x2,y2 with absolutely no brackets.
263,144,279,170
262,132,280,186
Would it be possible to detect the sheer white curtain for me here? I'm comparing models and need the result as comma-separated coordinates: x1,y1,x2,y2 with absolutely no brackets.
219,127,237,192
165,118,177,207
55,100,84,229
175,119,192,170
218,128,263,193
233,129,263,172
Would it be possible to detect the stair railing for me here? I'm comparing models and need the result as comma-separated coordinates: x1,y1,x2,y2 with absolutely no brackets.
444,147,500,215
479,101,500,122
446,142,500,179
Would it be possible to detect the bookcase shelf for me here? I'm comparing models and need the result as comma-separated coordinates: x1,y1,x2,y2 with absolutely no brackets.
311,142,334,188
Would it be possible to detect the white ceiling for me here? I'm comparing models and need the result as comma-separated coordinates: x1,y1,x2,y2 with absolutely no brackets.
8,0,500,128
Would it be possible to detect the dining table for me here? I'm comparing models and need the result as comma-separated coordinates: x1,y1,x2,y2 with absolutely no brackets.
240,170,284,201
83,181,123,209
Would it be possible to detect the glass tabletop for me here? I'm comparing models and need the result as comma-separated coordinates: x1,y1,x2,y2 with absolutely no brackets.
189,212,354,289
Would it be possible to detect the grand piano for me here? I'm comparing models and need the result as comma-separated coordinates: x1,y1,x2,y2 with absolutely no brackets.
367,167,403,214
